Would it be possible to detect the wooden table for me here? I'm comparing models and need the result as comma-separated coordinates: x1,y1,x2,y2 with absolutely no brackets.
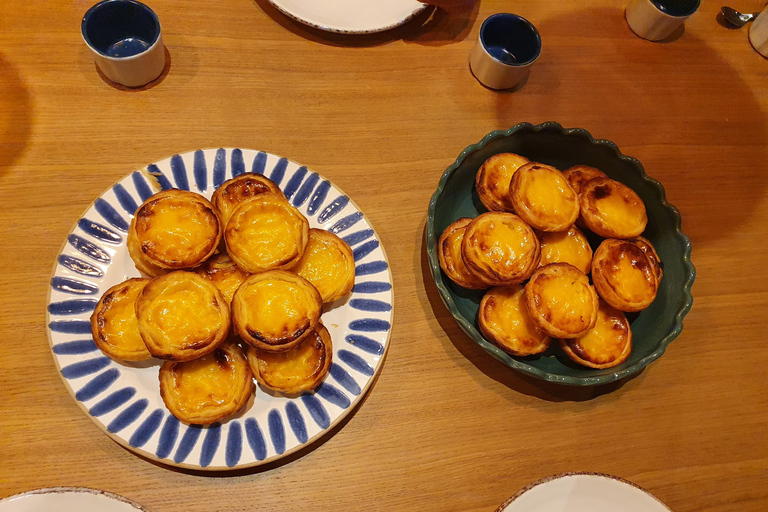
1,0,767,510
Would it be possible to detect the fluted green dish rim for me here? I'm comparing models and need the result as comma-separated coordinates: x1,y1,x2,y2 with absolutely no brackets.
426,122,695,386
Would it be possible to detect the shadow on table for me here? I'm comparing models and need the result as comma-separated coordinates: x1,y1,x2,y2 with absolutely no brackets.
0,54,32,176
417,223,642,403
492,6,768,246
93,46,173,92
252,0,477,47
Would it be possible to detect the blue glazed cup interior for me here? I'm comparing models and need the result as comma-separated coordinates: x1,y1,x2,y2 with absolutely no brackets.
651,0,700,17
479,13,541,67
82,0,161,58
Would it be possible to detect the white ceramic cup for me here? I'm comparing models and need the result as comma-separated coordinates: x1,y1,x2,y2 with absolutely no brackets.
469,13,542,91
81,0,166,88
625,0,700,41
749,8,768,58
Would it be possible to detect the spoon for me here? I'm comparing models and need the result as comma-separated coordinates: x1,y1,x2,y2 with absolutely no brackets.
721,6,760,27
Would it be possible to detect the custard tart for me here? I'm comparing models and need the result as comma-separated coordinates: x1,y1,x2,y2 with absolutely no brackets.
538,225,593,275
246,322,333,394
135,271,231,361
524,263,599,339
438,218,488,290
195,252,250,305
232,270,322,352
461,212,540,286
591,238,660,312
631,235,663,281
292,228,356,303
508,162,579,232
90,278,152,361
560,300,632,369
579,177,647,239
211,173,285,225
127,190,222,276
478,284,551,356
225,194,309,273
475,153,531,212
159,342,253,425
562,165,607,195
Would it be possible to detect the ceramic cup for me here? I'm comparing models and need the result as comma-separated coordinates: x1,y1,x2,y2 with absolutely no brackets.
625,0,700,41
749,8,768,58
469,13,542,91
81,0,165,88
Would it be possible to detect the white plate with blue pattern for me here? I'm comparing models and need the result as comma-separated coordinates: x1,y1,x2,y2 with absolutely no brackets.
46,149,394,471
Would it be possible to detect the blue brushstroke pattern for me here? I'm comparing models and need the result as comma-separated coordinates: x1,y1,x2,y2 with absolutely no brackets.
342,229,374,247
51,277,99,295
194,150,207,192
269,158,288,186
231,149,245,177
174,424,203,464
268,409,286,455
226,422,243,468
353,240,380,261
338,350,375,376
130,409,164,448
200,424,221,468
307,180,330,216
75,368,120,401
329,363,361,396
345,334,385,355
293,173,319,207
317,195,349,223
283,166,308,200
350,318,391,332
48,299,97,315
285,402,308,444
329,212,363,234
68,234,110,263
77,219,122,244
156,415,180,459
57,255,103,277
300,394,330,429
132,171,154,202
251,152,267,175
62,357,111,379
54,338,98,355
94,198,129,231
170,154,189,190
352,281,391,294
315,382,351,409
112,184,138,215
213,148,227,188
90,387,136,416
349,298,391,313
108,398,148,433
244,418,267,461
49,320,92,334
147,164,173,190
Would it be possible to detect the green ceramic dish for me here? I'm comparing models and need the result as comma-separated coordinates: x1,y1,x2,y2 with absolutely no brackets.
426,122,695,386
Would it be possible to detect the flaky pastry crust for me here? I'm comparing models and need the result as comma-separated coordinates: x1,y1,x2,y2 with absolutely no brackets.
579,177,647,239
224,194,309,273
560,300,632,369
591,238,659,312
246,322,333,394
538,225,593,275
135,271,231,361
437,218,488,290
461,212,540,286
232,270,322,352
509,162,580,232
292,228,356,303
212,173,285,225
475,153,531,212
195,252,250,305
524,263,599,339
90,278,152,361
562,165,608,195
159,342,253,424
479,284,551,356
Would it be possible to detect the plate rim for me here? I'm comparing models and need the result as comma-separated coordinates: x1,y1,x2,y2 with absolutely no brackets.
45,148,395,471
266,0,429,34
493,471,673,512
425,121,696,386
0,487,150,511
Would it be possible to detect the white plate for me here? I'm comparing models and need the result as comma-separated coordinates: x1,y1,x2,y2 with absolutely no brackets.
0,488,149,512
46,149,394,471
268,0,429,34
496,473,672,512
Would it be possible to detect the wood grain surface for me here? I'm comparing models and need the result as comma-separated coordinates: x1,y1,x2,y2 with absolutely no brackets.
1,0,767,510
